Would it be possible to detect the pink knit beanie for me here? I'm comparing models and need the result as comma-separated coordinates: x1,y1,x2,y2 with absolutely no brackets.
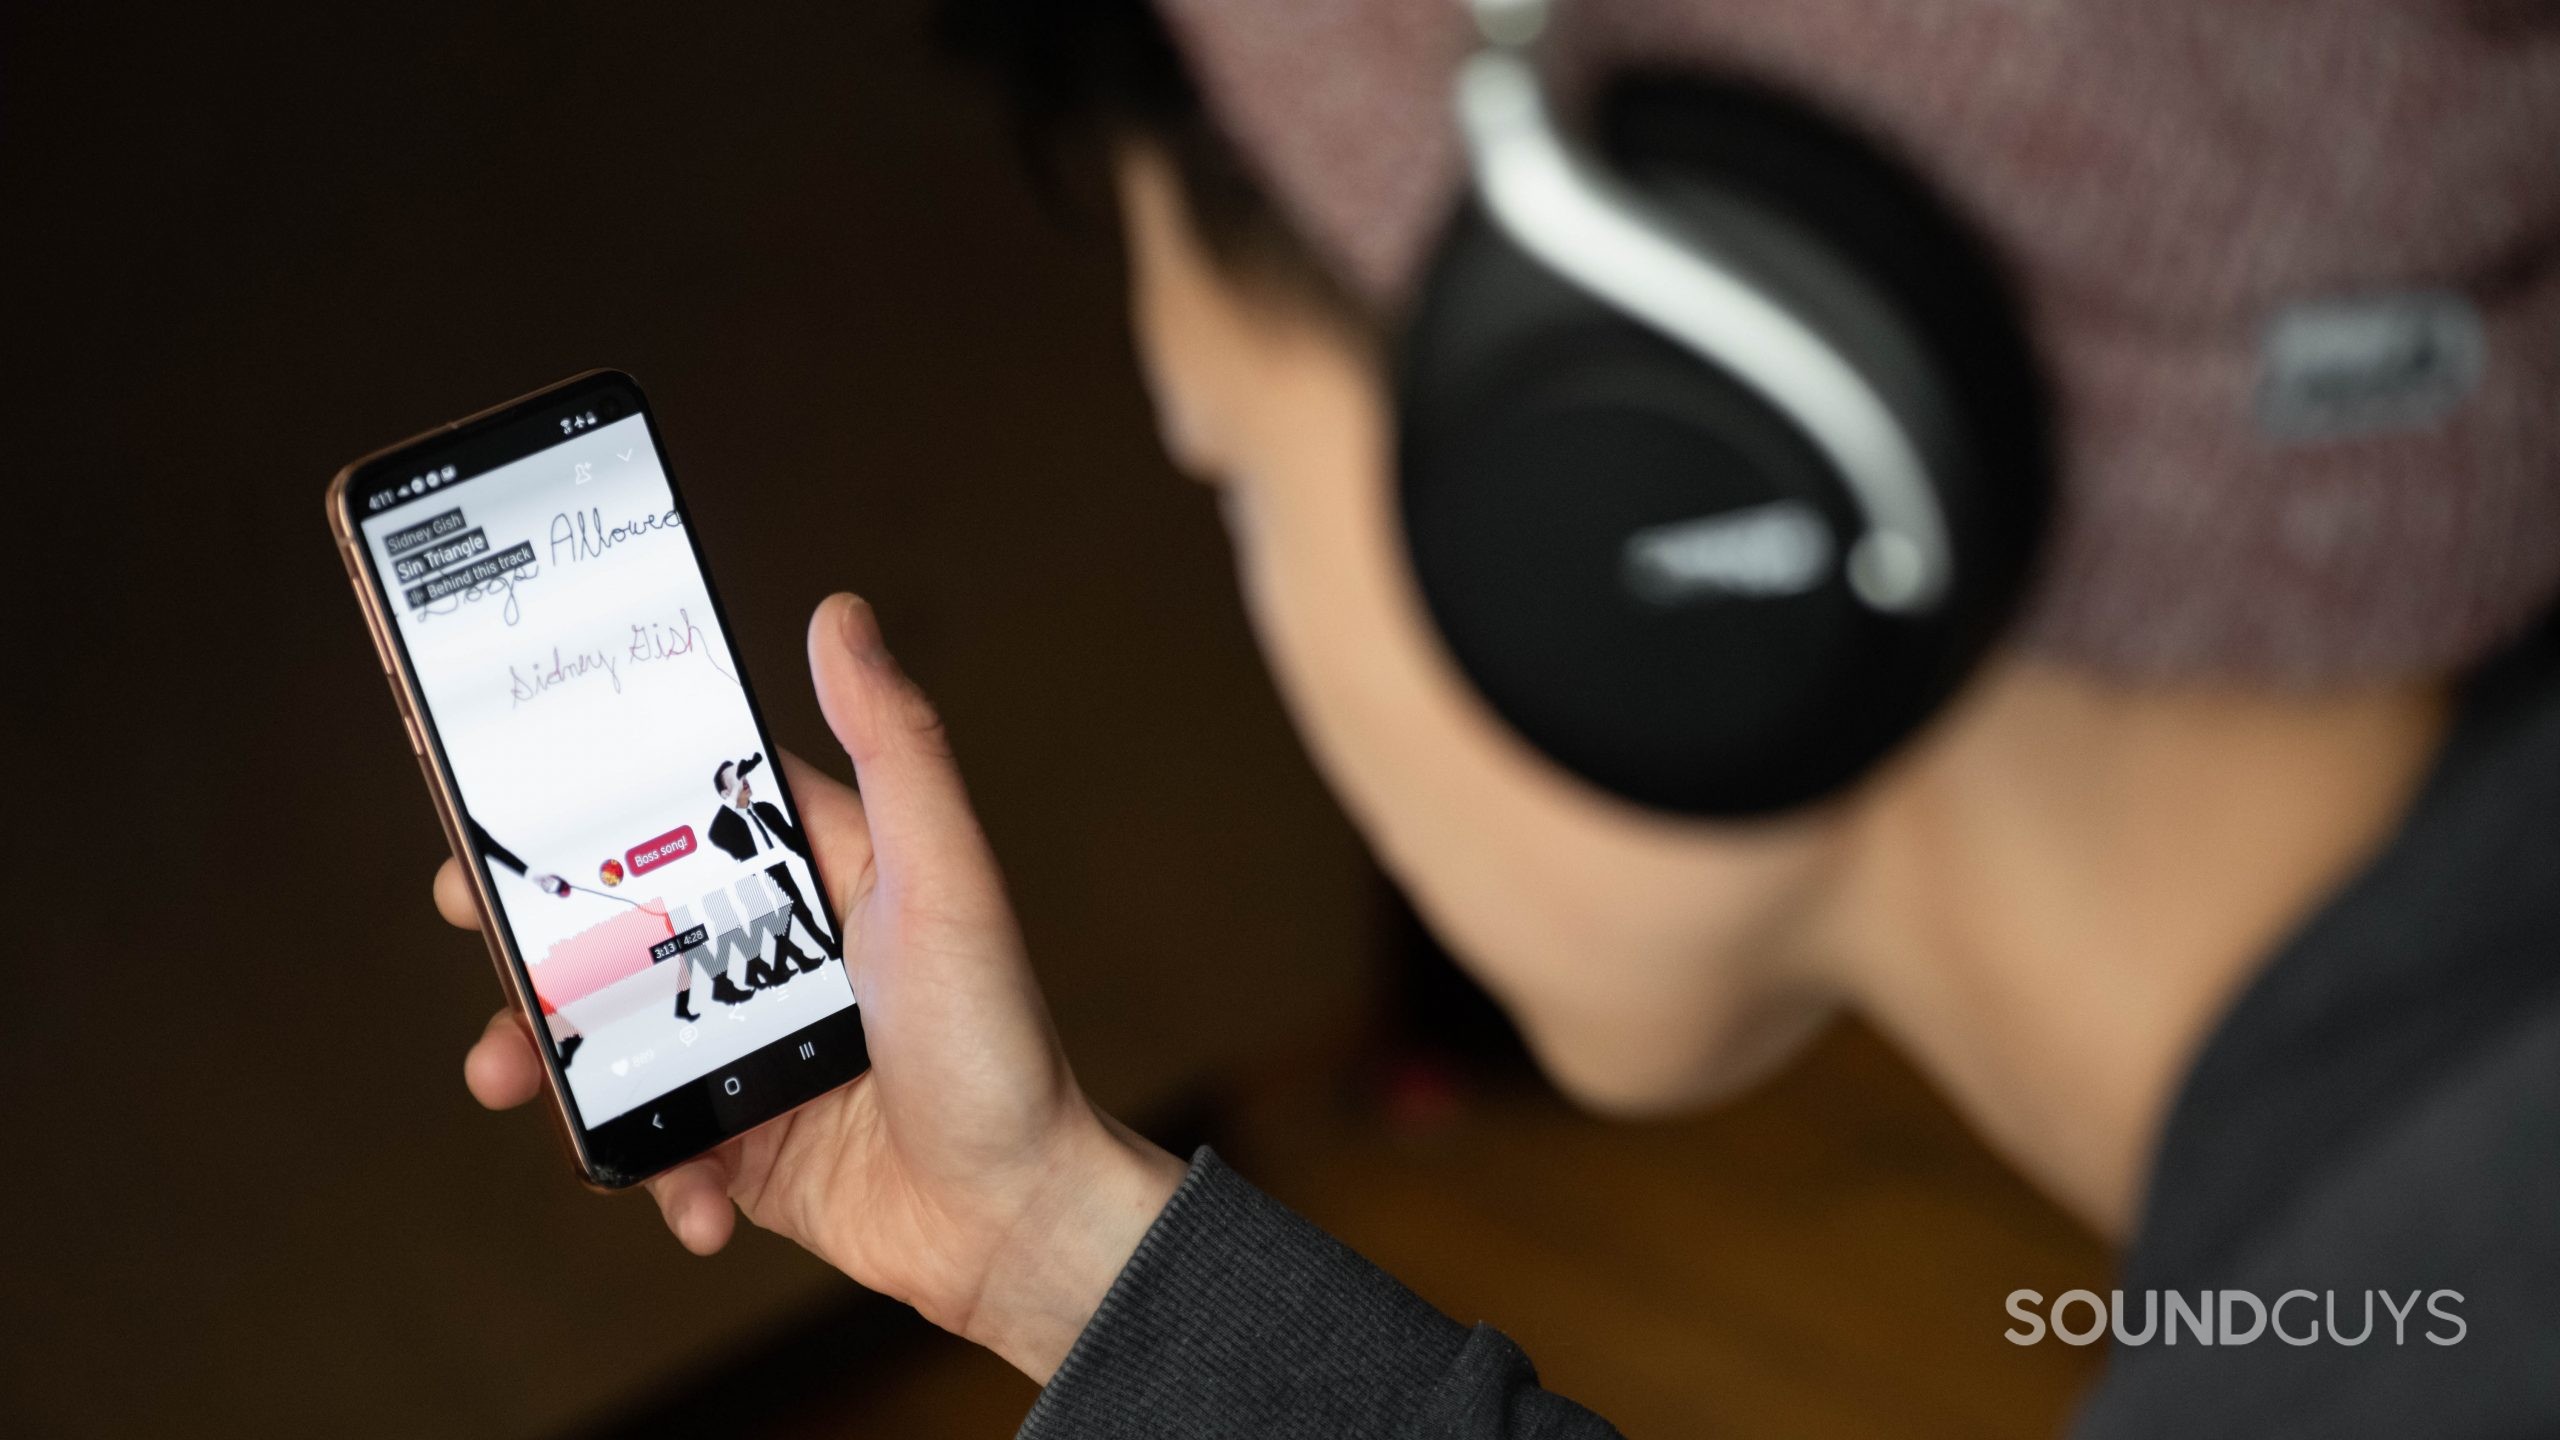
1156,0,2560,683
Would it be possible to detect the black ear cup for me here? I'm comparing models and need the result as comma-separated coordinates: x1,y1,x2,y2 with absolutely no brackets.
1396,75,2050,817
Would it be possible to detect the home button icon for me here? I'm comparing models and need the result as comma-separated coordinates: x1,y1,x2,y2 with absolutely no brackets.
722,1075,742,1096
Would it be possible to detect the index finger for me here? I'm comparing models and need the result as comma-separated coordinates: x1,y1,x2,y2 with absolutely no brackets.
463,1008,545,1110
434,858,482,930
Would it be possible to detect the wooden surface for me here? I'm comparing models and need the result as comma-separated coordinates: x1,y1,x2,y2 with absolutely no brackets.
741,1021,2113,1438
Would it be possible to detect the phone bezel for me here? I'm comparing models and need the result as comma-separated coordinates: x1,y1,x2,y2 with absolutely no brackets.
324,369,870,1190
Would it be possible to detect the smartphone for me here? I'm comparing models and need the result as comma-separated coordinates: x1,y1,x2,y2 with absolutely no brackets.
327,370,868,1189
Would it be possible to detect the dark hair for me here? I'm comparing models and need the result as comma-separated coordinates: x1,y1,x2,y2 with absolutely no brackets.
935,0,1351,310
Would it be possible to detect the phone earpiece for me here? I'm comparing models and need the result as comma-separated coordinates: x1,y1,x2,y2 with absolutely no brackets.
1396,68,2050,817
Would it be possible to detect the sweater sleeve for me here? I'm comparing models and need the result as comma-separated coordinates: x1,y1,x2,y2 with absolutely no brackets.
1017,1147,1622,1440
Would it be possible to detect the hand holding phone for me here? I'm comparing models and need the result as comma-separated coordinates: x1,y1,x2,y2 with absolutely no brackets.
447,593,1185,1381
335,375,1181,1379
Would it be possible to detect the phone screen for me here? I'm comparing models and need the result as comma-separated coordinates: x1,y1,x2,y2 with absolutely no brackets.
342,374,865,1184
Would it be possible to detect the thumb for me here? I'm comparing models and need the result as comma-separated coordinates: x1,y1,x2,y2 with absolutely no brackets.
806,593,996,894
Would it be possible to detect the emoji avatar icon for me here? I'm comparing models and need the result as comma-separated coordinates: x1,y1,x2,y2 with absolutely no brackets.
598,857,625,887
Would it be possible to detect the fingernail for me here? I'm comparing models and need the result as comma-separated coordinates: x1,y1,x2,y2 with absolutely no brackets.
835,592,883,658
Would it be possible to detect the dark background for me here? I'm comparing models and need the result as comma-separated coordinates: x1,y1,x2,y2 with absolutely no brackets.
3,4,1378,1433
2,4,2108,1436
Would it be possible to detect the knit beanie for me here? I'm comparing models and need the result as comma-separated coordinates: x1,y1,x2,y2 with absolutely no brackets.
1157,0,2560,682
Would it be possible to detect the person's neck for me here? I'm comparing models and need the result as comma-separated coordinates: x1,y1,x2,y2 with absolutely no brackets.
1828,660,2448,1240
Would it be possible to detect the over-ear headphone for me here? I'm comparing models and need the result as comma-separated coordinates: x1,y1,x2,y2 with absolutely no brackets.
1397,0,2050,816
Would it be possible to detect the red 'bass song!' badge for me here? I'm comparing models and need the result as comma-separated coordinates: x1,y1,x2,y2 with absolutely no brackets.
626,825,697,877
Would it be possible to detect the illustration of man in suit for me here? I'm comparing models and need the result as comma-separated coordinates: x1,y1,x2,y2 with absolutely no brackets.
708,753,800,862
707,753,841,985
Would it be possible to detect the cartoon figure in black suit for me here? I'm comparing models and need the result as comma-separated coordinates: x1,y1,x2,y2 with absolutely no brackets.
708,753,800,863
707,753,840,985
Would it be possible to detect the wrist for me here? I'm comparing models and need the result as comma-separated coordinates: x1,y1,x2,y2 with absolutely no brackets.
962,1108,1186,1383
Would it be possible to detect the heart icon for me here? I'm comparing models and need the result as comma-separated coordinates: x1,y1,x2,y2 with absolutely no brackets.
611,1058,630,1076
678,1025,699,1047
